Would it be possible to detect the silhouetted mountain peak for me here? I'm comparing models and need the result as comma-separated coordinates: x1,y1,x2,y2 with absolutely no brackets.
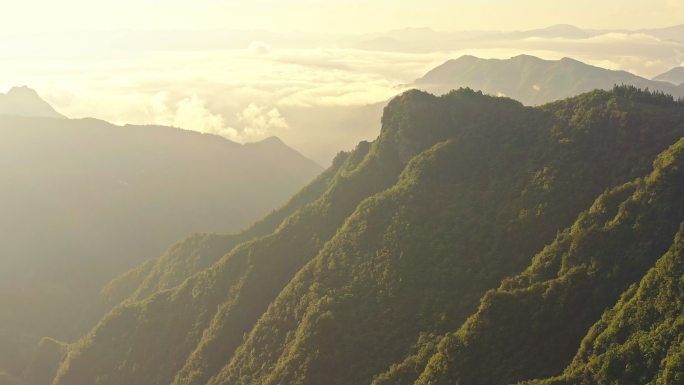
7,85,39,97
512,53,544,61
556,56,594,69
253,135,285,146
244,135,321,168
0,86,65,118
244,135,297,153
542,24,586,33
654,66,684,85
559,56,582,63
453,54,479,62
508,24,592,39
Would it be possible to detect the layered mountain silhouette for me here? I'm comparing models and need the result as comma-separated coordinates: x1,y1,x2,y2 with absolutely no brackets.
506,24,593,39
293,55,684,164
640,24,684,43
284,55,684,165
0,90,321,381
655,66,684,85
0,87,65,119
29,86,684,385
415,54,684,105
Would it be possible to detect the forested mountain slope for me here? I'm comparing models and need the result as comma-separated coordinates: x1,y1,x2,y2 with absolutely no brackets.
50,87,684,385
376,137,684,385
525,222,684,385
212,90,684,385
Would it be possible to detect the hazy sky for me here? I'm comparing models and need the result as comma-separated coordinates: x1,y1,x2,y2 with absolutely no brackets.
2,0,683,33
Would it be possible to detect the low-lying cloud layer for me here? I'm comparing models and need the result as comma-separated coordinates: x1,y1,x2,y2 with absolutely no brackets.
149,92,289,143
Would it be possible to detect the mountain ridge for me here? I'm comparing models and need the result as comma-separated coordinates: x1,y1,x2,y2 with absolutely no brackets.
48,87,684,385
415,55,684,105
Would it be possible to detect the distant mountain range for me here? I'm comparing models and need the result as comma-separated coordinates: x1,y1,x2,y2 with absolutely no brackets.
639,23,684,43
0,88,321,378
284,54,684,165
352,23,684,52
414,54,684,105
654,66,684,85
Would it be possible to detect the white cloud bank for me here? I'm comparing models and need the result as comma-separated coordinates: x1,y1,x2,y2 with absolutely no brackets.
148,92,289,143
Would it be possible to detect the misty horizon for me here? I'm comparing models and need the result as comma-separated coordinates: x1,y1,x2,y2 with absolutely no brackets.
3,22,684,163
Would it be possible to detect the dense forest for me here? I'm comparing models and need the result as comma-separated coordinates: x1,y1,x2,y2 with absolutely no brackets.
8,86,684,385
